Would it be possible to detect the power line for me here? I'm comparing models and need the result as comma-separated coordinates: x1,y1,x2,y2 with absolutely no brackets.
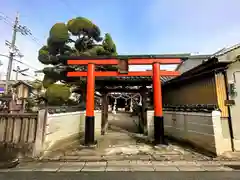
20,71,41,80
59,0,78,16
13,65,29,80
0,12,42,93
0,12,43,67
0,71,38,81
0,54,38,71
0,12,44,47
0,12,14,25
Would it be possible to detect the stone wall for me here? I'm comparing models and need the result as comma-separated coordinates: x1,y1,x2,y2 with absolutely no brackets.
147,110,232,156
39,110,102,155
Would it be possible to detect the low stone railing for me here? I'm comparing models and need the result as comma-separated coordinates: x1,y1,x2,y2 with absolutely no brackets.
37,110,102,157
163,104,219,112
147,110,232,156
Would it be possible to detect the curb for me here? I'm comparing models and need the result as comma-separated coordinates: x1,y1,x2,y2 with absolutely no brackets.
18,159,240,165
1,160,240,172
33,157,240,164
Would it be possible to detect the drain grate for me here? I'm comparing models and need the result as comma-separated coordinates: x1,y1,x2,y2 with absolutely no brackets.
224,165,240,170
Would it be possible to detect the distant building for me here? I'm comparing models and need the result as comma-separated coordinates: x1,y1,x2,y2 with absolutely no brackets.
163,43,240,151
12,80,33,99
0,80,17,94
0,87,4,94
34,71,44,81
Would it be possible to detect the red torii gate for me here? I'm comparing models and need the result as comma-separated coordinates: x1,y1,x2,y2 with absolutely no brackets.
66,57,181,146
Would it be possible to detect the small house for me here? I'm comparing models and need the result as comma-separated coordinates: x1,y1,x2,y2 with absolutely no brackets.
12,80,33,99
11,81,34,112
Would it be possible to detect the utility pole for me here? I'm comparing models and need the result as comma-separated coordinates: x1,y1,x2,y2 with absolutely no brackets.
14,66,20,81
1,12,35,94
5,12,19,94
13,66,29,80
0,60,2,80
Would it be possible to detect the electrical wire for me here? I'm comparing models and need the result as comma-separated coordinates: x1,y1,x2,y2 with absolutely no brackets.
59,0,78,16
0,12,43,77
0,54,38,71
0,11,44,47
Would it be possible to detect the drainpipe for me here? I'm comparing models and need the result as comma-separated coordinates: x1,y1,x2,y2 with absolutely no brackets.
223,71,235,151
232,71,240,83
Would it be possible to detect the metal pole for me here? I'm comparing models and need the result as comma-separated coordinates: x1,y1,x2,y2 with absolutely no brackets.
5,12,19,94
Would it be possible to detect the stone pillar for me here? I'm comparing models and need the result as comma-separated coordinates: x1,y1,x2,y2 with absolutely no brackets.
139,95,142,106
112,99,117,114
140,87,148,135
101,93,108,135
32,108,48,157
129,99,133,112
147,110,154,140
212,110,232,155
125,100,128,112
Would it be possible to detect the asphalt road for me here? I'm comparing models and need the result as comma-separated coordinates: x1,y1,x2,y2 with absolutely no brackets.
1,172,240,180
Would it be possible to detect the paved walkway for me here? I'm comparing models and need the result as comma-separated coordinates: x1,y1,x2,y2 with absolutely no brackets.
40,114,212,162
1,172,240,180
1,160,240,172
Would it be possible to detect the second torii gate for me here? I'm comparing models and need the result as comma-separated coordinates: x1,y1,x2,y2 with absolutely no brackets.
66,56,181,146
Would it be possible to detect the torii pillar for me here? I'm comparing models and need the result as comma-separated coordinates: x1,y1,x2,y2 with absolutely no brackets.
85,63,95,145
152,62,164,144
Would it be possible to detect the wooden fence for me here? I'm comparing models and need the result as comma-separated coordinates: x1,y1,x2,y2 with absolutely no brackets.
0,113,39,156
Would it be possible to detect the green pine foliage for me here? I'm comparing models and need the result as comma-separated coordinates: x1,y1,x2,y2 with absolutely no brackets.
38,17,118,105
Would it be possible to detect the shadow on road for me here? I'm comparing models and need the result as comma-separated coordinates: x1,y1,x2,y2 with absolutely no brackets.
0,144,19,169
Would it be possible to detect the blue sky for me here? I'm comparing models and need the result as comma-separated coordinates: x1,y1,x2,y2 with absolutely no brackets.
1,0,240,80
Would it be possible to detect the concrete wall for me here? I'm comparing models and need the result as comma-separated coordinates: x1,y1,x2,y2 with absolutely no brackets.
39,110,102,154
227,60,240,151
147,110,232,156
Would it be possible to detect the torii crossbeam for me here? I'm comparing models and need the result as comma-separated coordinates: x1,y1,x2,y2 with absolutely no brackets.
66,56,181,145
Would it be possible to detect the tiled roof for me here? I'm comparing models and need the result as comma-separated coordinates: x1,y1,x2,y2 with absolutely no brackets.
95,76,174,86
175,54,211,71
12,80,34,89
213,43,240,57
